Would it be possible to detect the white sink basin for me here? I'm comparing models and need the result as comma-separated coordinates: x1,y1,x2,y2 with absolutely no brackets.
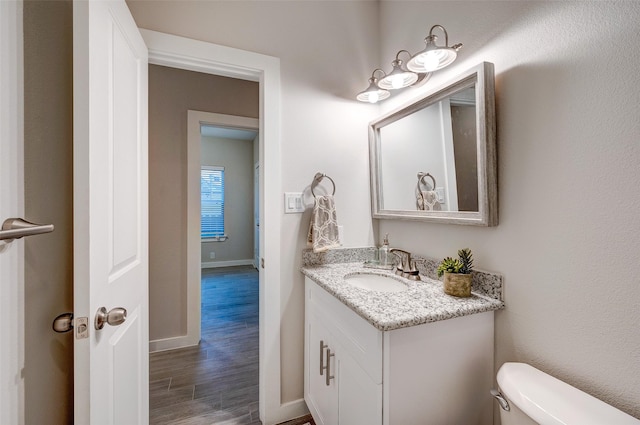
344,273,408,293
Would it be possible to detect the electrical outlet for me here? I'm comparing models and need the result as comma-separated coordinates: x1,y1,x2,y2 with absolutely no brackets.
209,252,215,259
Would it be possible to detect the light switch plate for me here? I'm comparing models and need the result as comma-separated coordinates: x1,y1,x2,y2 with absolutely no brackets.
284,192,305,213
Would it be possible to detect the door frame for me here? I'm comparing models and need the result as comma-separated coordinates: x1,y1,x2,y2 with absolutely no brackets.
0,1,25,423
254,160,260,269
141,30,303,424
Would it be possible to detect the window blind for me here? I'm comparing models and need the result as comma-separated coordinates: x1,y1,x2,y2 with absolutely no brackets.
201,166,225,239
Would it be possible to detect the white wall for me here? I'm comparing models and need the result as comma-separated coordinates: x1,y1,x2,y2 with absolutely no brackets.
127,0,379,403
379,1,640,419
380,103,449,210
200,135,255,265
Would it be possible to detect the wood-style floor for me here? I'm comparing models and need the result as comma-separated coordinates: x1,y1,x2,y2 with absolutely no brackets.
149,266,261,424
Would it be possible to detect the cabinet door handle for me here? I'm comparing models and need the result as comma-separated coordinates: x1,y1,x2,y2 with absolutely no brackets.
320,340,328,376
325,348,335,386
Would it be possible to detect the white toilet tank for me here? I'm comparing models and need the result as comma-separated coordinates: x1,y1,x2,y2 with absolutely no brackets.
494,362,640,425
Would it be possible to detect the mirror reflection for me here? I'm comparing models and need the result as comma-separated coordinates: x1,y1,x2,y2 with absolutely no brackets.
379,85,477,212
369,62,497,226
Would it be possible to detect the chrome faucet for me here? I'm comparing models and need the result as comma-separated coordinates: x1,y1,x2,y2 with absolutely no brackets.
389,248,421,281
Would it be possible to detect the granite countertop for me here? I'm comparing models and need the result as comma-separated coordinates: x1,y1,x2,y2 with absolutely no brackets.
301,262,504,332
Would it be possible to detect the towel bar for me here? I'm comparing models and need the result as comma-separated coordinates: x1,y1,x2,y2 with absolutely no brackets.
417,172,436,190
311,173,336,197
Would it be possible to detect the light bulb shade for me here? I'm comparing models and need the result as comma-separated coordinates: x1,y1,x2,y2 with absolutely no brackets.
407,30,461,73
407,47,457,73
356,78,390,103
378,60,419,90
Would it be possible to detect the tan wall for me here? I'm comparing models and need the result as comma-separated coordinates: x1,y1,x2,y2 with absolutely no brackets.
379,1,640,420
200,136,255,265
23,1,74,424
148,65,258,340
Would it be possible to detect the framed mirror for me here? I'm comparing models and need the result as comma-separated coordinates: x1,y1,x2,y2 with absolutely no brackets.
369,62,497,226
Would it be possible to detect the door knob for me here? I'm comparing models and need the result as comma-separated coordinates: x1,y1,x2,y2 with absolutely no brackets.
52,312,74,333
94,307,127,330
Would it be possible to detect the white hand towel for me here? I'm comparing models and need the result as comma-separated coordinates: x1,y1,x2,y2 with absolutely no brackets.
307,195,341,253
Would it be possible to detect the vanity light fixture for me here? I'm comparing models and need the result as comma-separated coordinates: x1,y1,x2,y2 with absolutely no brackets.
356,69,391,103
407,25,463,73
357,24,461,103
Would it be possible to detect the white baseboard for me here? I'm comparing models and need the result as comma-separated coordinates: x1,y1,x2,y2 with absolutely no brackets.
201,259,255,269
149,334,200,353
263,399,309,425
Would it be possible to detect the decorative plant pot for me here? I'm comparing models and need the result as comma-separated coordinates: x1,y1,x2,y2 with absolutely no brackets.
443,272,472,297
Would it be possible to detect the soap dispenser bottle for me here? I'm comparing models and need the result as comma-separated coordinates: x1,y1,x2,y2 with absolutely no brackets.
379,234,391,266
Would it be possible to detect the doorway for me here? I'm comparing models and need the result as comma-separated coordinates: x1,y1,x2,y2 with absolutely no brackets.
142,29,298,423
184,111,260,347
198,121,260,271
150,74,260,424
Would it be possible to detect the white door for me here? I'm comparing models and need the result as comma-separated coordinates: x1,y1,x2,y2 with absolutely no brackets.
73,1,149,424
0,1,25,423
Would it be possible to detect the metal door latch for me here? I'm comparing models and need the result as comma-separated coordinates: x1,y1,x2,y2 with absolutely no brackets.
75,317,89,339
52,313,89,339
52,312,74,333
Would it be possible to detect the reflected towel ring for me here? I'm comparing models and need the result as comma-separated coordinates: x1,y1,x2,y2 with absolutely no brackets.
311,172,336,197
417,172,436,190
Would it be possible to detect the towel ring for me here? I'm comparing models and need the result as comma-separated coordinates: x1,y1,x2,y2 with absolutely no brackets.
417,172,436,190
311,173,336,197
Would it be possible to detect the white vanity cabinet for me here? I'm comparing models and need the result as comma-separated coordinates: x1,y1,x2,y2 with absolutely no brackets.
306,303,382,425
305,277,383,425
304,277,495,425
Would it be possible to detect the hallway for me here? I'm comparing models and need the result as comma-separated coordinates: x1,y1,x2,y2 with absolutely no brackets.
149,266,260,424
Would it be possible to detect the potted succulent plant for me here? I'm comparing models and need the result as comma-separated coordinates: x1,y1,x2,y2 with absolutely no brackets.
437,248,474,297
